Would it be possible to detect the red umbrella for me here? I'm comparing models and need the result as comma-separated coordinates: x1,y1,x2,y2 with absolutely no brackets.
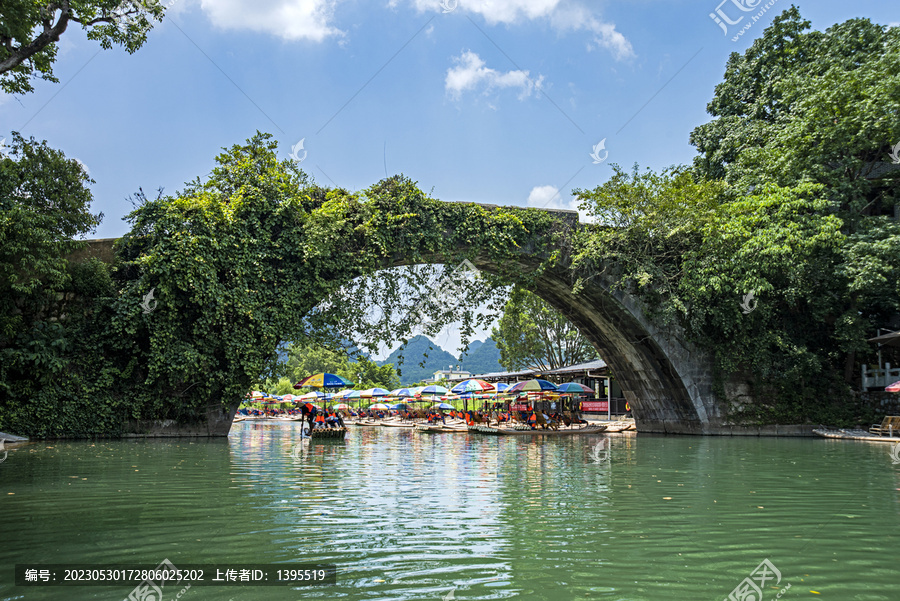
886,380,900,392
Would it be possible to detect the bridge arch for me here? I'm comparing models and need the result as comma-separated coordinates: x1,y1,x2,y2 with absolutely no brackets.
74,198,725,435
375,209,721,435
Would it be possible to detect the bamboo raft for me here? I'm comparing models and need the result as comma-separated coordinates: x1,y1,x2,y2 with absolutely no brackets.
380,419,416,428
415,423,468,433
308,427,347,439
813,428,900,443
469,424,607,436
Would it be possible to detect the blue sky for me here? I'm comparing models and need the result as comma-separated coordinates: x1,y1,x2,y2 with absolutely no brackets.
2,0,898,356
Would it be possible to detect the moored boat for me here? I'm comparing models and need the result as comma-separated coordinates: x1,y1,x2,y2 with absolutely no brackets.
813,428,900,443
470,424,607,436
415,423,468,433
601,421,636,433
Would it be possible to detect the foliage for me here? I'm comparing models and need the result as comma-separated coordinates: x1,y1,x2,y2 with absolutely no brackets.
690,8,900,227
0,132,100,340
492,287,595,371
676,7,900,422
572,165,726,321
572,160,894,423
0,131,566,438
0,135,135,437
0,0,167,94
277,340,400,390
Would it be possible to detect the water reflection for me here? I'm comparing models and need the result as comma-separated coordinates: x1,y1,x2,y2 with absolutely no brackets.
1,423,899,600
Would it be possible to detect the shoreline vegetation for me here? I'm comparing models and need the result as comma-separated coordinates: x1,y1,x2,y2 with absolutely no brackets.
1,9,898,439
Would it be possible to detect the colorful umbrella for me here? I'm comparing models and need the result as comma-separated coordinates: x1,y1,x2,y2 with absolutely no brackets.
370,403,390,410
495,383,510,392
332,403,350,410
342,390,362,400
555,382,596,394
298,391,325,400
360,387,390,398
508,379,558,393
419,385,450,396
886,380,900,392
432,402,454,410
293,373,353,389
389,403,410,410
389,388,414,398
451,379,495,394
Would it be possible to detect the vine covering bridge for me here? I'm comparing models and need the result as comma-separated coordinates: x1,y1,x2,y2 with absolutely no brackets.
69,189,777,437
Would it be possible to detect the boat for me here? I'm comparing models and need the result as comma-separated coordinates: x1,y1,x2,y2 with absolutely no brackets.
813,428,900,443
415,422,468,433
309,427,347,439
380,420,416,428
351,420,382,427
601,421,636,433
469,424,607,436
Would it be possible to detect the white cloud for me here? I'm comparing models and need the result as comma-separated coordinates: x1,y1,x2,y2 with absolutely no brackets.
527,185,589,221
589,21,634,61
445,51,543,99
412,0,634,60
73,158,91,177
462,0,561,24
199,0,343,41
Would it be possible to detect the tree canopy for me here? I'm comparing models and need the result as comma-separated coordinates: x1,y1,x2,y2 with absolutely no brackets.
0,0,167,94
0,132,99,341
690,7,900,225
571,8,900,424
492,286,595,371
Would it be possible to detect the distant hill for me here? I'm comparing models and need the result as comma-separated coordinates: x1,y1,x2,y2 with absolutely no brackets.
380,335,460,385
459,338,502,376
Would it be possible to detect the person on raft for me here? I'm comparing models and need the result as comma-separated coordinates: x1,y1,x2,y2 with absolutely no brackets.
300,402,318,432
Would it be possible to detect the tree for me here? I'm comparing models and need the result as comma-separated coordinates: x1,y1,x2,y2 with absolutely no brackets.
689,8,900,227
573,162,877,422
0,132,100,340
281,341,399,390
491,286,595,371
572,164,725,322
683,7,900,410
1,0,167,95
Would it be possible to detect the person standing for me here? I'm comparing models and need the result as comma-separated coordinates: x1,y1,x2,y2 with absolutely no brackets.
301,402,317,433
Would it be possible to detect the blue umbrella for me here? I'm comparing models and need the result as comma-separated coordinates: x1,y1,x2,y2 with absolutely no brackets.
419,385,450,396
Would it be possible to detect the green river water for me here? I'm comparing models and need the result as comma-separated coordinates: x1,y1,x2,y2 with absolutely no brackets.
1,421,899,600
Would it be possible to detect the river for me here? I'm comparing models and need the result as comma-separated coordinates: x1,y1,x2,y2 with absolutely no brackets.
1,421,898,600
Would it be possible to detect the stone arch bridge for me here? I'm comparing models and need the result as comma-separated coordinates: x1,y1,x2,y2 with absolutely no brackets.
73,202,786,436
